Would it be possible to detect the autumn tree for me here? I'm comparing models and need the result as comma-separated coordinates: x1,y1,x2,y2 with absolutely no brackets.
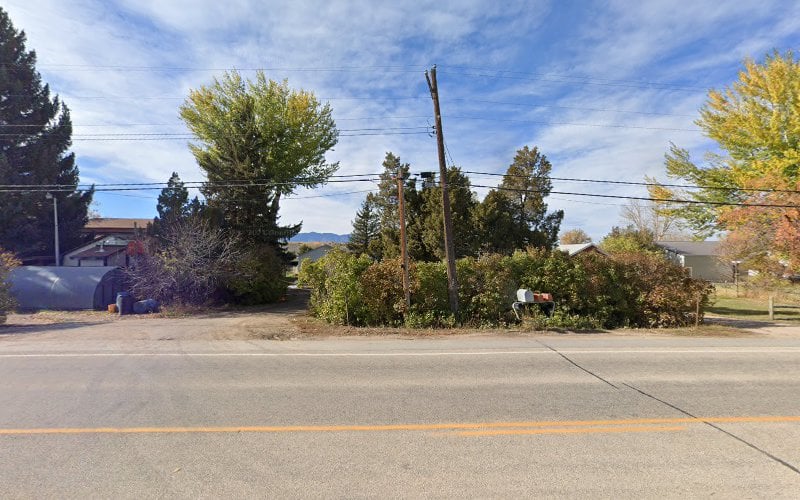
0,8,93,259
559,229,592,245
180,71,338,255
620,196,687,241
599,226,660,255
652,51,800,269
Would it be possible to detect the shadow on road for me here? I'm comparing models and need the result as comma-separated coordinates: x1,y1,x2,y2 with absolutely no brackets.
0,321,111,336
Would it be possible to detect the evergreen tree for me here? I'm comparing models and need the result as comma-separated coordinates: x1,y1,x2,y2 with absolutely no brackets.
0,8,92,259
499,146,563,249
150,172,204,239
157,172,190,222
374,152,413,259
417,167,478,259
474,189,520,255
347,193,381,259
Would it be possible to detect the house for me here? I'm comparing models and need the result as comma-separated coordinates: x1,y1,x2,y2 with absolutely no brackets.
655,241,732,282
63,236,132,267
82,218,152,239
557,243,607,257
293,244,333,273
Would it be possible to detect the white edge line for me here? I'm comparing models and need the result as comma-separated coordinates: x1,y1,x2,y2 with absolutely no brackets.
1,349,800,358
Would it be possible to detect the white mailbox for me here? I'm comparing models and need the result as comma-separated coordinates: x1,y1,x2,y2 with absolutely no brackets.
516,288,534,303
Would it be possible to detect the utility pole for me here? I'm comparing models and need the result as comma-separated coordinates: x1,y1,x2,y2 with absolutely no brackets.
395,173,411,310
46,192,60,266
425,65,459,318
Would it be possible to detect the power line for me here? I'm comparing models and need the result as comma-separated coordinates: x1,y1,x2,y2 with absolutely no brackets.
0,172,382,189
446,99,696,118
0,177,382,193
462,170,800,195
66,131,431,141
0,126,432,136
437,66,708,93
468,184,800,209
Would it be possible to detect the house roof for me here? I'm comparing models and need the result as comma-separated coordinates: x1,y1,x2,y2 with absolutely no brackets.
71,245,127,259
298,245,333,260
656,241,721,257
83,218,152,233
557,243,607,257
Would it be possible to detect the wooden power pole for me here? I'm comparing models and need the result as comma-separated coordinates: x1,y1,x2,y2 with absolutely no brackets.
425,65,459,318
396,173,411,309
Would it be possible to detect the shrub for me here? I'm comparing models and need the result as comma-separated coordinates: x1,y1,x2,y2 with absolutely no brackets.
0,249,20,323
299,247,714,330
408,261,451,327
124,218,245,306
227,244,288,305
297,248,372,325
359,257,406,326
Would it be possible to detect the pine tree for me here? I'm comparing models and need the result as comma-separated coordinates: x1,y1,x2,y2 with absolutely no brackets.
417,167,478,259
347,193,381,259
499,146,563,249
0,8,92,259
157,172,190,222
374,152,413,259
150,172,203,239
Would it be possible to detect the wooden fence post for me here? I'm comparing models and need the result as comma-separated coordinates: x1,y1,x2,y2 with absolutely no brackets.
769,295,774,321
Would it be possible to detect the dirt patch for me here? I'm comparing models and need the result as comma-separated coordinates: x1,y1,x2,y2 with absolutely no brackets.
4,288,800,342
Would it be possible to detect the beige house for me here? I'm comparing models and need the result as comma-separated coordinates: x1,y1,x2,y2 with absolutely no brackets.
655,241,732,282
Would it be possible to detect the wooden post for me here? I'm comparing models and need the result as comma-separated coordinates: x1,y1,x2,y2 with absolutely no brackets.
769,295,774,321
695,295,700,328
425,65,459,320
396,175,411,310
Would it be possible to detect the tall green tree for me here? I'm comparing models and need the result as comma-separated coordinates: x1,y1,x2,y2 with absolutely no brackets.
474,189,519,255
179,71,338,253
373,152,413,259
150,172,204,239
498,146,563,249
417,167,478,259
0,7,92,259
347,193,381,260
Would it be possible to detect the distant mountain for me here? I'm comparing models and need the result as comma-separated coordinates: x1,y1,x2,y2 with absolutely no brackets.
290,232,350,243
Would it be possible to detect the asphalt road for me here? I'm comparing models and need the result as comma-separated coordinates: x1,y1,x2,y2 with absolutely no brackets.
1,335,799,498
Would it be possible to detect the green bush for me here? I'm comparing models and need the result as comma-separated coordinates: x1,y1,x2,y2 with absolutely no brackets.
359,258,406,326
408,261,451,327
227,244,288,305
300,247,714,329
297,248,372,325
0,249,20,323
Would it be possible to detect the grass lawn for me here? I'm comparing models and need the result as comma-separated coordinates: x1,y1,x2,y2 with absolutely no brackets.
708,295,800,322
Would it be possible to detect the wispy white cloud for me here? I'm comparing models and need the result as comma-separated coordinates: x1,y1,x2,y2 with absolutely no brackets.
3,0,796,238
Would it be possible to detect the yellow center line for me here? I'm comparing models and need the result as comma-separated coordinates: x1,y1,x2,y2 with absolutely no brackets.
458,425,688,437
0,416,798,436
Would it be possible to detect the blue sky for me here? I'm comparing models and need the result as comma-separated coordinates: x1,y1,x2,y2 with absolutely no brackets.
4,0,799,240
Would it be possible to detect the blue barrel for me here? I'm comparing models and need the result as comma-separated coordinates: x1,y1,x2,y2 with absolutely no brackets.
116,292,133,315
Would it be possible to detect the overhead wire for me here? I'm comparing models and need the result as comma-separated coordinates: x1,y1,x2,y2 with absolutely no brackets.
462,170,800,195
